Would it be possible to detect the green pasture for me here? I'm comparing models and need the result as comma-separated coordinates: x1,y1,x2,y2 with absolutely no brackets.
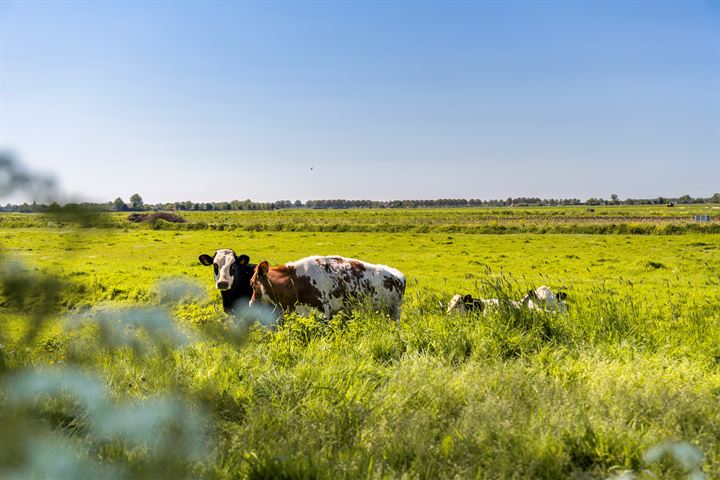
2,228,720,302
1,204,719,234
1,222,719,478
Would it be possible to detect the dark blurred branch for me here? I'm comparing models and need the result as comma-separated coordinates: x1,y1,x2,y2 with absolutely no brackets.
0,152,106,226
0,152,57,201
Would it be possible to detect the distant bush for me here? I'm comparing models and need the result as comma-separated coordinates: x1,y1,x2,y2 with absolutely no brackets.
127,212,186,223
644,260,667,270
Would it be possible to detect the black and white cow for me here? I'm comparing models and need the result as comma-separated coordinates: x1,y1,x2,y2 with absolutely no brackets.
446,294,525,314
198,249,255,314
248,255,406,321
521,286,568,314
447,286,568,315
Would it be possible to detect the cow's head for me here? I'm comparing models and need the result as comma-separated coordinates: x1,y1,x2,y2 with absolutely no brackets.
520,289,539,305
198,249,250,291
249,261,271,307
555,291,569,313
447,294,481,314
446,294,466,314
523,286,569,313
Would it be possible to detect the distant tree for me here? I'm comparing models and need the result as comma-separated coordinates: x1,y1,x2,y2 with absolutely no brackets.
610,194,619,204
113,197,128,211
710,193,720,204
129,193,144,211
677,195,692,204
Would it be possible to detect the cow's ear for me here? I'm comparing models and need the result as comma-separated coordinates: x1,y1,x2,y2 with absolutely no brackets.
257,261,270,276
237,254,250,265
527,289,537,298
557,291,568,301
199,254,214,266
463,294,473,303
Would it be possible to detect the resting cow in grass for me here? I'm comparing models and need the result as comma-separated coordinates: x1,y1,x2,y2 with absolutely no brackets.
446,294,525,314
249,255,406,321
447,286,568,315
521,286,568,314
198,249,255,314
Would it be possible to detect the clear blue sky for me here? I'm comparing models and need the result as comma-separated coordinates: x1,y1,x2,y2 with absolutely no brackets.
1,0,718,203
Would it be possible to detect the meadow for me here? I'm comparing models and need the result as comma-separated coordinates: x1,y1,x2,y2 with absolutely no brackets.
1,208,719,479
2,204,720,234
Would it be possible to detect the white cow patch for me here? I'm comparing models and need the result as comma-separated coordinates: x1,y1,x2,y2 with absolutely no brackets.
212,249,237,291
525,286,568,314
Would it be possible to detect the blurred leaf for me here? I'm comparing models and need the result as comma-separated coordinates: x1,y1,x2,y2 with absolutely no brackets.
644,441,705,478
66,307,193,354
1,434,125,480
5,368,107,413
92,396,208,460
154,278,207,306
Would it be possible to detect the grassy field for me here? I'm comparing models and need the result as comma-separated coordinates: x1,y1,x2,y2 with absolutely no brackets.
1,204,719,234
1,208,719,479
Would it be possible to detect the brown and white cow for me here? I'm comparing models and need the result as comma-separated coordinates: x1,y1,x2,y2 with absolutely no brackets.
248,255,406,321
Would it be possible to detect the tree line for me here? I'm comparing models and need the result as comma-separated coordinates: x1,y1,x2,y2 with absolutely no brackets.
1,193,719,213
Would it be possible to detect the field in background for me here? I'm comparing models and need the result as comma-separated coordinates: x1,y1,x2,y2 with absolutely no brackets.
1,204,720,234
1,207,719,478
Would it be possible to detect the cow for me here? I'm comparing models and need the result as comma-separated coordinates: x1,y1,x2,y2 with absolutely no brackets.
521,286,568,314
198,249,255,314
447,286,568,315
446,294,526,315
248,255,406,321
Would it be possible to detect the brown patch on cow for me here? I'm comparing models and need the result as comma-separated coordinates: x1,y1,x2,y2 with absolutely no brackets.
330,281,347,300
361,279,377,297
320,260,335,274
347,261,366,282
253,264,325,312
383,275,405,295
328,260,378,300
348,260,366,271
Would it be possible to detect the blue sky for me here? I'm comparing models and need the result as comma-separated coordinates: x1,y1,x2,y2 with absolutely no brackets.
1,1,718,203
